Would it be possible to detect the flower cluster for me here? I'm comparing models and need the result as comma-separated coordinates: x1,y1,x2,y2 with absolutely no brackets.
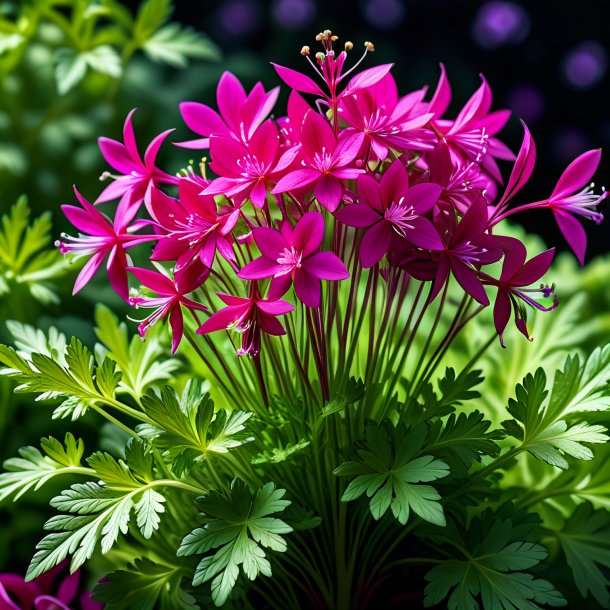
57,29,605,364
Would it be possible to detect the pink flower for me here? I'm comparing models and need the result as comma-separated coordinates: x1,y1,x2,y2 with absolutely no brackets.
128,264,208,354
177,71,279,149
0,563,102,610
197,283,293,356
546,149,606,265
150,178,239,269
203,120,300,208
272,111,364,212
238,212,349,308
97,110,178,213
431,75,515,183
335,159,442,267
339,73,436,160
57,187,154,301
431,196,502,305
482,238,557,346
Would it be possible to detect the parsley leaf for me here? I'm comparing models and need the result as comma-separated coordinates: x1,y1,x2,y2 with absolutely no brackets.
334,422,449,526
178,479,292,606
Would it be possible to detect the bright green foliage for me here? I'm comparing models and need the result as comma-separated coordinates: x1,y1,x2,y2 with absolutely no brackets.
93,558,198,610
502,360,609,469
334,423,449,526
94,305,179,397
426,411,502,468
557,503,610,607
0,197,67,307
424,510,566,610
0,334,121,419
0,433,86,503
140,381,251,473
178,480,292,607
26,439,167,580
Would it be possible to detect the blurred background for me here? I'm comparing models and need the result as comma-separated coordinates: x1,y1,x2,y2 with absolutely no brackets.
1,0,610,576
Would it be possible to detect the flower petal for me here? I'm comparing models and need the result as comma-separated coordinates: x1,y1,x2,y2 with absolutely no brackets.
554,210,587,265
271,63,325,96
551,148,602,200
294,268,321,307
293,211,324,256
303,251,349,280
360,221,392,267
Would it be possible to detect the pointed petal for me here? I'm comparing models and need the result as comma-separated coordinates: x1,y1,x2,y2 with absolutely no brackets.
253,226,289,260
303,251,349,280
169,307,183,354
73,251,105,294
357,174,383,213
551,148,602,199
258,312,287,335
179,101,230,138
451,260,489,305
513,248,555,285
360,221,392,267
144,129,174,168
499,121,536,206
314,174,343,212
380,159,409,205
271,63,325,96
301,111,336,161
342,64,394,96
98,138,140,174
335,203,380,228
238,256,283,280
404,183,442,214
493,290,511,347
128,267,175,294
406,217,443,250
257,299,294,315
427,63,451,119
122,109,141,164
294,268,321,307
268,273,293,300
217,71,247,132
554,210,587,265
198,305,244,333
293,211,324,256
106,246,129,301
272,168,320,194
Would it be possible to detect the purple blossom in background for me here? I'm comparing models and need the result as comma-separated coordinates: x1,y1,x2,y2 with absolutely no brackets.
271,0,316,29
561,41,607,90
472,1,530,49
215,0,260,37
361,0,405,30
506,84,545,124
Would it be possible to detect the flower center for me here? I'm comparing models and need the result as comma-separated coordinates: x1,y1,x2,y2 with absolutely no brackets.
276,246,303,275
384,197,417,236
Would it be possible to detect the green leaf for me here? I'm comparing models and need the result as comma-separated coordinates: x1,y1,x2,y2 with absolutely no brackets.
502,364,609,469
84,45,122,78
0,197,67,303
0,433,86,503
143,24,220,68
178,480,291,606
94,305,179,396
427,411,502,468
334,422,449,526
140,381,251,472
93,558,197,610
54,48,88,95
133,0,172,42
424,513,566,610
557,503,610,606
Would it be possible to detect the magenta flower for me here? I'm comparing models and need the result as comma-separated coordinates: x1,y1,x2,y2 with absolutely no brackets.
203,120,299,208
339,73,436,160
198,283,294,357
128,264,208,354
151,178,239,269
238,212,349,308
432,196,502,305
272,111,364,212
545,149,606,265
272,46,393,106
177,71,279,149
336,159,442,267
482,238,557,346
0,563,102,610
57,187,154,301
97,109,178,213
432,75,515,182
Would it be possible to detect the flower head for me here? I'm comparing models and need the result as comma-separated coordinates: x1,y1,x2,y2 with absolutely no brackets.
238,211,349,307
272,111,364,211
56,187,154,301
97,109,178,214
197,282,293,356
129,263,209,354
177,71,279,149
